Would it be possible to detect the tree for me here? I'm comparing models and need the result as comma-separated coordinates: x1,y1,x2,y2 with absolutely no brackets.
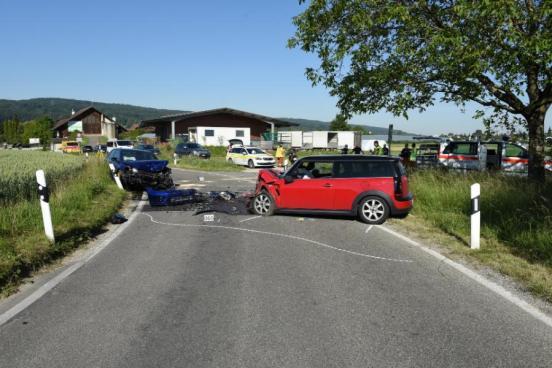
289,1,552,181
330,114,349,130
3,118,22,144
21,117,53,148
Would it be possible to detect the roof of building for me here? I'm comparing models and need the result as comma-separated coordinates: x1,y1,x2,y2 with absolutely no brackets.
140,107,298,128
53,106,127,131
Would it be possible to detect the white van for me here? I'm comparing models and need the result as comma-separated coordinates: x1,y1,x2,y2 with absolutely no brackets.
106,139,134,153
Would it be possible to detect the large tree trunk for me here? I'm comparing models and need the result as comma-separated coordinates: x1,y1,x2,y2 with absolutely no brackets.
526,107,546,182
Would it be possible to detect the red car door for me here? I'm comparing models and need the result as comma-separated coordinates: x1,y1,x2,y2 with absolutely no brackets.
278,161,335,210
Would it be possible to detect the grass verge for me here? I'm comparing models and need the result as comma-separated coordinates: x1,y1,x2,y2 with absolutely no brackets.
0,157,126,295
400,169,552,302
157,144,244,172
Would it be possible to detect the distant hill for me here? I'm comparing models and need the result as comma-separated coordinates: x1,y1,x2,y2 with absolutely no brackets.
278,117,416,135
0,98,417,134
0,98,188,128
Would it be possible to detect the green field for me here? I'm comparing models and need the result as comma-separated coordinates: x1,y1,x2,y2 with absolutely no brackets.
0,153,125,294
0,150,85,203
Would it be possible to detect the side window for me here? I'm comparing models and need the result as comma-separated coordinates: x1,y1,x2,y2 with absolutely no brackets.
107,141,114,148
293,161,334,179
334,161,395,178
241,149,247,154
505,144,528,158
205,129,215,137
443,143,477,155
236,130,245,137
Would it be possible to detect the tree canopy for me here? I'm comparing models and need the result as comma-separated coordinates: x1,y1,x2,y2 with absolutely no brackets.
289,0,552,180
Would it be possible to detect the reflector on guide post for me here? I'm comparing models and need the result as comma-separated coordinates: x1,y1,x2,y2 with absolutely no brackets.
470,183,480,250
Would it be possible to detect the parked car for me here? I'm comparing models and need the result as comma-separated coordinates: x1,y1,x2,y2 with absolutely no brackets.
81,145,94,153
106,148,173,190
61,141,80,154
251,155,413,224
107,139,134,153
175,143,211,159
226,146,275,168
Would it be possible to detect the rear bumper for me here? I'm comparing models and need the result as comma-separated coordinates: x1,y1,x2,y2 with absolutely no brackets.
390,194,413,215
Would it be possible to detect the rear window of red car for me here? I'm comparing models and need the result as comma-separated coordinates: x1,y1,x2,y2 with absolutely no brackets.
334,161,396,178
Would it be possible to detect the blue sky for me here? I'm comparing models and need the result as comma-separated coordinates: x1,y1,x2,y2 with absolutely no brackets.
0,0,549,135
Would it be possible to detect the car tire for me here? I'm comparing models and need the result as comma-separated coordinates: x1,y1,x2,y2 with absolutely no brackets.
252,190,275,216
358,196,389,224
228,158,233,163
248,159,255,168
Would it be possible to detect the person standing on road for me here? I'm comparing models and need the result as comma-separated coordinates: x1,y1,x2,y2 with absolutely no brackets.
383,144,389,156
275,143,286,167
352,145,363,154
341,144,349,154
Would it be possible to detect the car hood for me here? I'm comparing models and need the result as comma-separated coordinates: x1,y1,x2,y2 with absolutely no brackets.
251,154,273,159
123,160,168,172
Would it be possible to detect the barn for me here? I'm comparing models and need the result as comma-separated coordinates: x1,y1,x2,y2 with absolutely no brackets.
52,106,127,144
140,108,296,147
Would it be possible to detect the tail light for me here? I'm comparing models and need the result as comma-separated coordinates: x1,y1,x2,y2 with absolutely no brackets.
394,175,409,200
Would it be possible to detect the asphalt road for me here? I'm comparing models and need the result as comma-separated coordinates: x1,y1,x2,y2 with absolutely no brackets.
1,168,551,367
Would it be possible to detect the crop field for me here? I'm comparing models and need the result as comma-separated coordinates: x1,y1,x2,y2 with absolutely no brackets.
0,150,84,203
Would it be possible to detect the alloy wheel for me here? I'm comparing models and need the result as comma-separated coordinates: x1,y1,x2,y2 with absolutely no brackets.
362,199,385,222
254,193,271,214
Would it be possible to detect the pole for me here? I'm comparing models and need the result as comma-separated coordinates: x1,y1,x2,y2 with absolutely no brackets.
36,170,55,243
108,163,124,190
470,183,480,250
387,124,393,156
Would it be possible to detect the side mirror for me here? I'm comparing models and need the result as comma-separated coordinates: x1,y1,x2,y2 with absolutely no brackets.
284,175,294,184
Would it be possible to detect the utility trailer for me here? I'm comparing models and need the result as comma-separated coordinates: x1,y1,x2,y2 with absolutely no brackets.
277,131,304,148
302,131,361,149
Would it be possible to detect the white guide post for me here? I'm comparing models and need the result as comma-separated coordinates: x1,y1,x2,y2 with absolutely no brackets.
109,163,124,190
35,170,55,243
470,183,480,250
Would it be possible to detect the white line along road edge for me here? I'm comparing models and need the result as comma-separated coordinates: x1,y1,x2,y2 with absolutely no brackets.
377,225,552,329
0,198,146,327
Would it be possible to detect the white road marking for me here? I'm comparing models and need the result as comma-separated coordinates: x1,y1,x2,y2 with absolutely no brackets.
142,213,412,263
0,198,147,327
377,225,552,329
239,215,262,223
365,225,374,233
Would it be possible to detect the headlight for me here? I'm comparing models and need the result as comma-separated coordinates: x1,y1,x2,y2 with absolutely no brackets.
132,168,138,173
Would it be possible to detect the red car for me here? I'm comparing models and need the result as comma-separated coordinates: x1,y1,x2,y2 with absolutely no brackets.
252,155,413,224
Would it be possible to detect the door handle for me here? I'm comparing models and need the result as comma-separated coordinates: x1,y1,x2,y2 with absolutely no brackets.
322,183,332,188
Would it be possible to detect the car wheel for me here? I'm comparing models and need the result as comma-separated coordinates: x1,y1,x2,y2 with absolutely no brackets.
252,190,275,216
358,196,389,224
228,158,233,163
248,159,255,168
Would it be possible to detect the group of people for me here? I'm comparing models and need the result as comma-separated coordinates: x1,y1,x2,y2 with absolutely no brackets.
273,141,417,168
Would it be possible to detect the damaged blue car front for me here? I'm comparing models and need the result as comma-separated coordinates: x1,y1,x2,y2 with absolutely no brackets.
107,148,174,190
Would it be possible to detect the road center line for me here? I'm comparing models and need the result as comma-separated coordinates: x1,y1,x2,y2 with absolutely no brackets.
239,215,262,223
141,213,413,263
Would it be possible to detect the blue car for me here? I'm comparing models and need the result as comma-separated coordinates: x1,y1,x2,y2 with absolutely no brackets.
107,148,173,190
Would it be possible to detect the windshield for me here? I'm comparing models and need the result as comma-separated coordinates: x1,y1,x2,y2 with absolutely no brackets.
117,140,133,146
121,150,157,161
246,148,265,155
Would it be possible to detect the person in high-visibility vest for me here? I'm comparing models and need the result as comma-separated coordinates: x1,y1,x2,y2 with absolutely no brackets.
275,144,286,167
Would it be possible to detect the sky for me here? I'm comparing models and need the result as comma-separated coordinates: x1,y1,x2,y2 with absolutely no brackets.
0,0,549,135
